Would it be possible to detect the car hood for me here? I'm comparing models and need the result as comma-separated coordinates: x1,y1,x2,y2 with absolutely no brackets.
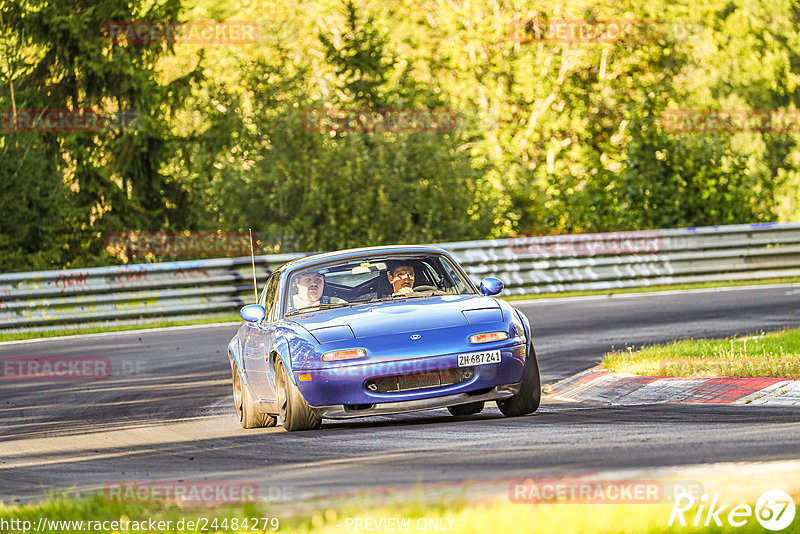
289,295,503,341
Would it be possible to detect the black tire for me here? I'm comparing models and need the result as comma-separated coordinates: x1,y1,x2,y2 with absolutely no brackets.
232,366,276,429
497,345,541,417
275,359,322,431
447,401,485,416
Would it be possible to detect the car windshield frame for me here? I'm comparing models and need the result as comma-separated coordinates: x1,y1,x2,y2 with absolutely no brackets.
281,251,477,317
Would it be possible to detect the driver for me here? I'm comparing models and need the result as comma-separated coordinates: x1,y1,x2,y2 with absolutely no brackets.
387,262,416,295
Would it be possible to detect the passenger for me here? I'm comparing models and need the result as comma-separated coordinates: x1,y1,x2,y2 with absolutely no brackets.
290,271,346,311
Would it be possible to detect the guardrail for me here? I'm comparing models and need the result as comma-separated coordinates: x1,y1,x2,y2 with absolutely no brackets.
2,222,799,333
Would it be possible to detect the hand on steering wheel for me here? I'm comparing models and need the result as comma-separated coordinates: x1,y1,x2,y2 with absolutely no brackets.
412,285,437,292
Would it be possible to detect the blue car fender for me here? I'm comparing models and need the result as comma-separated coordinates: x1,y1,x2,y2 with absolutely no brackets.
270,333,294,386
516,308,532,344
277,322,326,387
495,299,531,342
228,337,245,381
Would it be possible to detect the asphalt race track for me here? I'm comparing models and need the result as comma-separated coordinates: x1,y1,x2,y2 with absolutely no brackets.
2,284,800,504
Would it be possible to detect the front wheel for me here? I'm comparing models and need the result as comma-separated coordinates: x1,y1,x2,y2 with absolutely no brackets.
275,359,322,431
497,345,541,417
232,366,276,428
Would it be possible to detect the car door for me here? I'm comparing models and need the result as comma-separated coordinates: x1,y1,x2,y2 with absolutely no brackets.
239,271,281,402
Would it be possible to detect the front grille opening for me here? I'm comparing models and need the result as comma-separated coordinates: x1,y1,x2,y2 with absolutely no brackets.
344,403,374,411
364,367,475,393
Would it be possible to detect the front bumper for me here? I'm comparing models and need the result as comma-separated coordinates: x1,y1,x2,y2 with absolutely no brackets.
311,383,520,419
296,342,527,407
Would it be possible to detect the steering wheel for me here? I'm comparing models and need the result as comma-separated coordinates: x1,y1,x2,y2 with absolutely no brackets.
413,285,437,292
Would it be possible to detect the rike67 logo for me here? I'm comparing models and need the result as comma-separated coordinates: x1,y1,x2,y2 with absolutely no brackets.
669,490,796,531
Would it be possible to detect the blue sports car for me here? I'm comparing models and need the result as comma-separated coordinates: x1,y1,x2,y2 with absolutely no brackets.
227,245,540,431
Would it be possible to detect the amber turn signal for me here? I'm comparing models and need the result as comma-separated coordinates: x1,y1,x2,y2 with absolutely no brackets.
469,331,509,344
321,349,367,362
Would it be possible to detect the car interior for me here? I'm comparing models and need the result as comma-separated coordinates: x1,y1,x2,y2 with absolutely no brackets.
292,256,465,307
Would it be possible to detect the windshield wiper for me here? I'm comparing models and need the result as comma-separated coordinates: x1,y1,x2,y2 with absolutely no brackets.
286,302,350,316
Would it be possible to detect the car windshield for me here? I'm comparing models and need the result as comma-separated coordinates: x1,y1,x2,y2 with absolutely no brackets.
284,253,475,315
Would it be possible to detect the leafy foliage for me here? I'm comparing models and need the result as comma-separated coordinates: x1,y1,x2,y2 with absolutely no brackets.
0,0,201,271
1,0,798,271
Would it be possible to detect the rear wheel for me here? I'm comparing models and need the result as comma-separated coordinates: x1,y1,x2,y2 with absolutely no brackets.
447,401,485,416
497,345,541,417
275,359,322,431
232,366,276,428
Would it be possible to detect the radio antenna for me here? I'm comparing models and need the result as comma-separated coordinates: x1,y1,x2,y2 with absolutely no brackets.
249,229,258,303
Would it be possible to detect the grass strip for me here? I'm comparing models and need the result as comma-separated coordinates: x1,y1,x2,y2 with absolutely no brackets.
602,327,800,378
3,490,794,534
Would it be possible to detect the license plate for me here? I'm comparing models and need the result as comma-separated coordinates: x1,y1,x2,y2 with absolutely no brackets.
458,350,501,367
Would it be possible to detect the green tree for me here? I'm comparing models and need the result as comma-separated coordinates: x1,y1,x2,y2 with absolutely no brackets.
318,0,394,108
180,1,494,253
616,97,773,229
0,0,201,271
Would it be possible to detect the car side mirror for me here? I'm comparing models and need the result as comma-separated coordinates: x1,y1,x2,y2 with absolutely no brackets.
479,277,504,296
240,304,266,323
